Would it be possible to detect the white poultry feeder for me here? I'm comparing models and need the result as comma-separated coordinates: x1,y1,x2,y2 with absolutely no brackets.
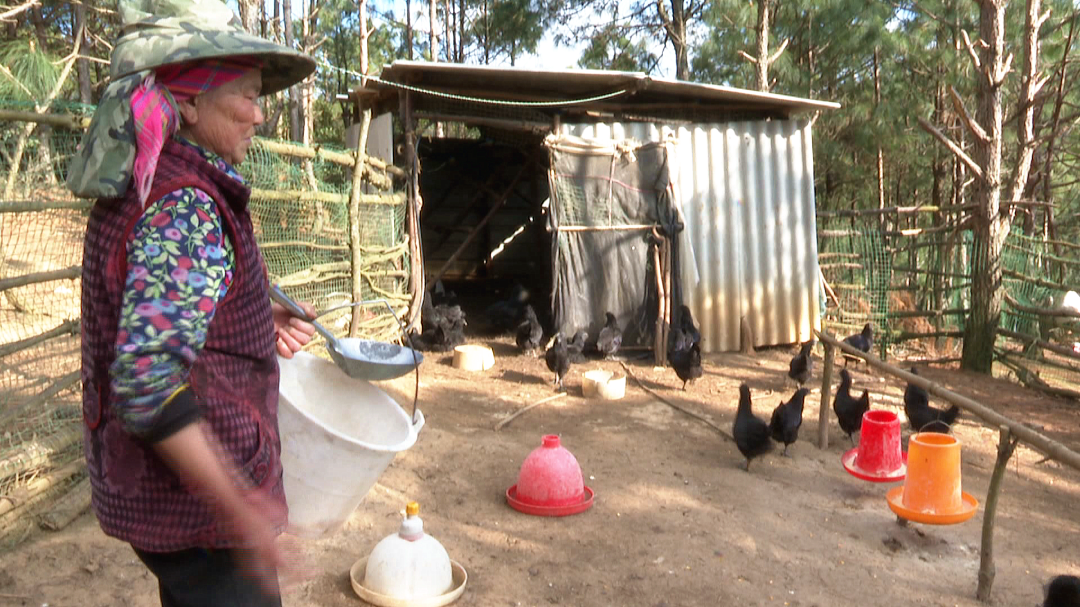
351,502,467,607
581,369,626,400
452,345,495,371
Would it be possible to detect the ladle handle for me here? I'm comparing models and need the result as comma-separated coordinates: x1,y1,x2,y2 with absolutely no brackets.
269,284,338,345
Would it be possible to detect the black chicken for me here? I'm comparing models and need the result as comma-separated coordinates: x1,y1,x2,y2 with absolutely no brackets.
1044,575,1080,607
904,367,960,433
787,340,814,386
567,330,588,363
674,305,701,349
833,369,871,445
670,341,702,390
769,388,808,457
544,333,571,391
733,384,773,471
515,305,543,353
412,297,466,352
841,323,873,367
597,311,623,359
484,283,530,334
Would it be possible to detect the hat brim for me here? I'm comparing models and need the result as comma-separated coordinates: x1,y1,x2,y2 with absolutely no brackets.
111,29,316,96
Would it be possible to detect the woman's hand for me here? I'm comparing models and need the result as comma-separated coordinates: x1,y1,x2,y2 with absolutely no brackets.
271,301,317,358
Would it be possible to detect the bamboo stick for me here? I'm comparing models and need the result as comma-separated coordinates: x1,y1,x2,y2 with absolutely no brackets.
0,371,81,427
257,240,349,251
889,308,968,319
0,266,81,293
1003,291,1080,319
556,224,659,232
0,109,90,130
493,393,567,431
818,338,836,449
995,349,1080,388
976,426,1018,602
818,203,975,218
0,459,84,519
0,423,81,482
0,319,79,358
0,200,93,213
1002,269,1078,292
37,476,91,531
618,362,734,441
815,330,1080,472
998,328,1080,362
891,330,965,341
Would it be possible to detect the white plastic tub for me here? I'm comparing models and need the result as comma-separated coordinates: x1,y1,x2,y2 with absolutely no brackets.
278,352,424,538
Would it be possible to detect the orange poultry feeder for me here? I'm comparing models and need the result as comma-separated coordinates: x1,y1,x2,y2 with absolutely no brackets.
842,410,907,483
886,432,978,525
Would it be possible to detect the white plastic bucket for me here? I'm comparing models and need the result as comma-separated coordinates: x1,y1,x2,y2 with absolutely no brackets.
277,352,424,538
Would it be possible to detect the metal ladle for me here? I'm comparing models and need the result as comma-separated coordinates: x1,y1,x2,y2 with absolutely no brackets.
270,285,423,381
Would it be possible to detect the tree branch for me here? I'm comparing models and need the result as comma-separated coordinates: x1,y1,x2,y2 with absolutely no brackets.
738,50,760,65
917,116,985,182
961,29,982,70
767,38,789,65
950,85,989,143
0,0,38,22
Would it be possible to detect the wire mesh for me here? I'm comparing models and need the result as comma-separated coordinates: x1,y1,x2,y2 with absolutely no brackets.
0,97,410,542
818,208,1080,392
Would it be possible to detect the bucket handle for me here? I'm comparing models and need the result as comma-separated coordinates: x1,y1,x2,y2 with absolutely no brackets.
320,298,421,426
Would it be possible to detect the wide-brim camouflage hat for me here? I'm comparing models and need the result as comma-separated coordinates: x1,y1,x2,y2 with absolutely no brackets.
112,0,315,96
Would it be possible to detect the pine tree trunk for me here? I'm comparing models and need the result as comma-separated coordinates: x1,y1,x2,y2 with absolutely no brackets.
237,0,259,33
73,2,92,104
284,0,301,142
962,0,1007,374
755,0,770,91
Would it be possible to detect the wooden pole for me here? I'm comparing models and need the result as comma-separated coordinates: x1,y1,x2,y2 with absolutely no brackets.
818,339,835,449
0,266,81,293
0,423,81,483
37,476,91,531
347,107,372,338
0,319,78,358
814,329,1080,472
428,163,529,286
976,425,1019,602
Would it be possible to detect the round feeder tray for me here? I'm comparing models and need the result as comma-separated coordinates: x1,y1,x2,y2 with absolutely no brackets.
505,484,595,517
841,448,907,483
452,345,494,372
581,370,625,400
350,556,468,607
886,486,978,525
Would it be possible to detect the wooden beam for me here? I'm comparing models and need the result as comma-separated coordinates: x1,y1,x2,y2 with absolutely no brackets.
0,266,81,293
814,330,1080,472
428,162,530,286
0,200,93,213
0,319,79,358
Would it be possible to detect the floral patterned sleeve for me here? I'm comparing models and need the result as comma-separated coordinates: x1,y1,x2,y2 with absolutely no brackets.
110,187,235,442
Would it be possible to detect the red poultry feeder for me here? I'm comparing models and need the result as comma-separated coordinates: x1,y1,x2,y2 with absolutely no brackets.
842,410,907,483
506,435,594,516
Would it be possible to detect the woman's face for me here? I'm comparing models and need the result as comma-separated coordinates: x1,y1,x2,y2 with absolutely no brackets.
178,69,264,166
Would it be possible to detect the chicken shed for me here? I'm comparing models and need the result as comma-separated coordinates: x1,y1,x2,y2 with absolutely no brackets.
348,61,839,355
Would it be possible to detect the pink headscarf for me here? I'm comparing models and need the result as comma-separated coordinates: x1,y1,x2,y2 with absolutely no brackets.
130,58,262,205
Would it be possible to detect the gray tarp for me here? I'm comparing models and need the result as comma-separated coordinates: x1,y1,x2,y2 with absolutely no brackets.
545,134,682,349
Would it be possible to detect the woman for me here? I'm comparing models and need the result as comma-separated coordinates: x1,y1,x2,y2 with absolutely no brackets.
68,1,319,605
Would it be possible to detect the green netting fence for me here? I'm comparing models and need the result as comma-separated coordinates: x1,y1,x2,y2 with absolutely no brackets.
817,204,1080,398
0,98,409,547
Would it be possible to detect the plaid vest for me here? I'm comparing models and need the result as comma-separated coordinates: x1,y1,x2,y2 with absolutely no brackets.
80,139,285,552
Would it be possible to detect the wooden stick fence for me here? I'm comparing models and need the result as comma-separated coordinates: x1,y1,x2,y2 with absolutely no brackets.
814,329,1080,603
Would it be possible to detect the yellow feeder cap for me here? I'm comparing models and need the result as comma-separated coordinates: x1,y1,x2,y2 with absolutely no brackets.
406,501,420,516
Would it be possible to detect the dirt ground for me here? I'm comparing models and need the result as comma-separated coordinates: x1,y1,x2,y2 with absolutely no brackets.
1,339,1078,607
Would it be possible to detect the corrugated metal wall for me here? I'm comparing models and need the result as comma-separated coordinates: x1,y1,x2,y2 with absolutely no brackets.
562,120,821,353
